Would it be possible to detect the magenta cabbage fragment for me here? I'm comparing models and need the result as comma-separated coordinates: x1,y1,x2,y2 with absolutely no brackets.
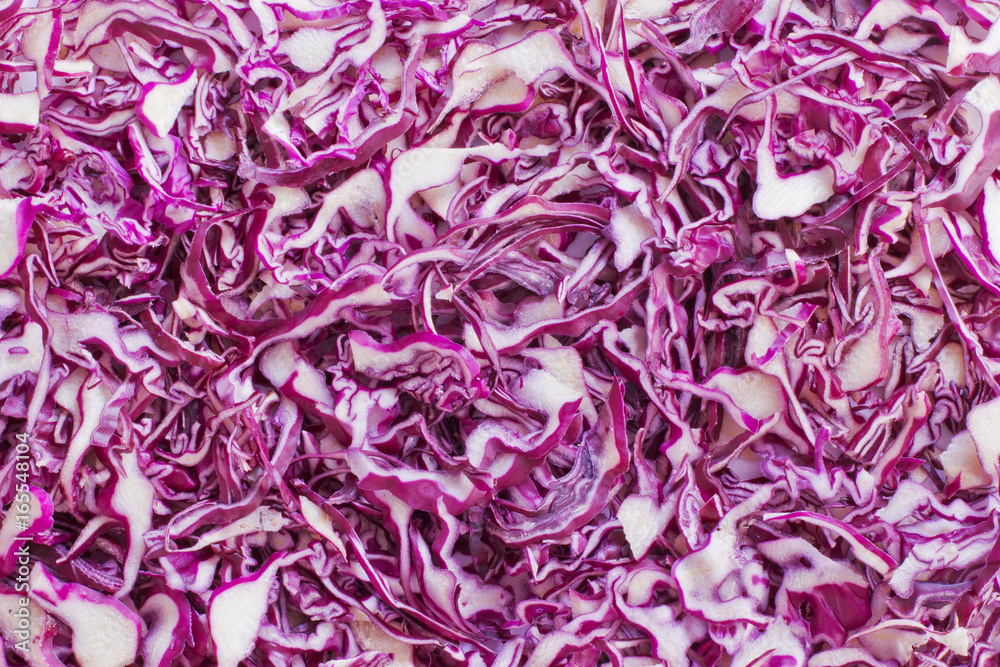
1,0,1000,665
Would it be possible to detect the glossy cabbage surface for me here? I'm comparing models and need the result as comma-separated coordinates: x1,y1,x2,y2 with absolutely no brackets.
1,0,999,665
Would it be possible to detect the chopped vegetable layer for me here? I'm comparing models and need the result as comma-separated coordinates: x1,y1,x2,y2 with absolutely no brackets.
1,0,999,665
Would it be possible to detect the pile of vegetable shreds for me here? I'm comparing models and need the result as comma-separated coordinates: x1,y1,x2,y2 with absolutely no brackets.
3,0,1000,664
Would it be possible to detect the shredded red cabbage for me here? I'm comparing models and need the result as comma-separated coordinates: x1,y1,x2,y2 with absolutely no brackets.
2,0,1000,665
